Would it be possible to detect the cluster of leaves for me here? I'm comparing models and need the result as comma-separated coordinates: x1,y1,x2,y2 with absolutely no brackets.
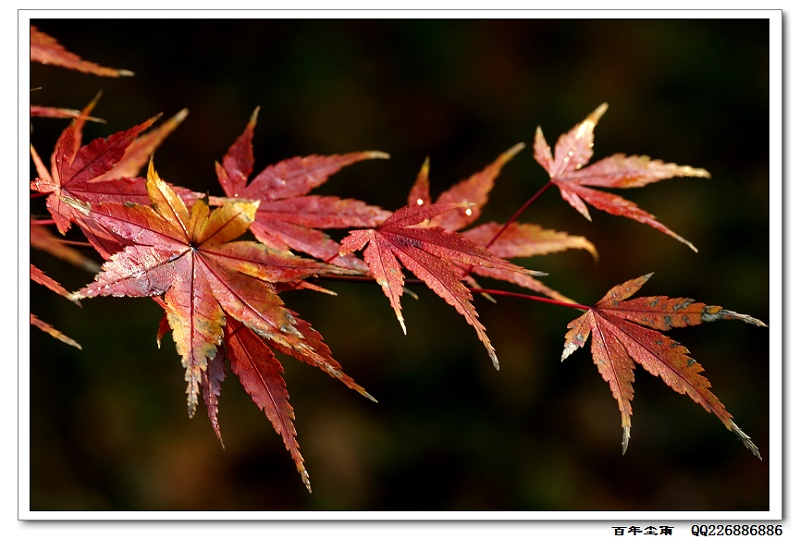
29,26,766,492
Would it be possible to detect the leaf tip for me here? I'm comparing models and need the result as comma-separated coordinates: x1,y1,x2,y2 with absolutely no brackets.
621,426,631,455
389,301,407,335
700,306,767,327
186,393,198,419
366,150,391,160
215,430,225,449
173,108,190,124
502,142,526,162
561,341,579,362
730,421,761,460
489,348,500,370
592,102,609,122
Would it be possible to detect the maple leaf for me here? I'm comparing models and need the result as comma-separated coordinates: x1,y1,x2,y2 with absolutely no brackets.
535,103,710,252
30,104,103,121
561,273,765,457
30,26,133,77
31,220,100,273
30,264,82,349
30,314,81,350
408,146,596,303
407,145,524,231
214,107,391,269
30,263,78,303
30,95,194,258
65,165,374,469
221,318,309,489
92,108,190,184
340,202,537,369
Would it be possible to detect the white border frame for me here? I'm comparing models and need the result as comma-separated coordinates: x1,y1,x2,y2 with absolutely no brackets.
16,8,785,528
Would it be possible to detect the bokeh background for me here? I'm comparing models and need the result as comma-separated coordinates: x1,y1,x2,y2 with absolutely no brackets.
28,17,772,512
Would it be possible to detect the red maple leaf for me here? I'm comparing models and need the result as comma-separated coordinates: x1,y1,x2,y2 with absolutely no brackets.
31,219,100,273
30,25,133,77
68,162,372,490
30,25,129,131
339,202,536,369
214,107,391,269
408,145,597,303
222,315,350,492
561,273,765,457
30,96,194,258
535,103,710,252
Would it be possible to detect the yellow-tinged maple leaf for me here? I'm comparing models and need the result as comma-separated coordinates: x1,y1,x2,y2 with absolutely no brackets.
68,161,373,491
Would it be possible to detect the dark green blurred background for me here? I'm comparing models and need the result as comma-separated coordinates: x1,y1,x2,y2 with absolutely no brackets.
28,17,772,512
